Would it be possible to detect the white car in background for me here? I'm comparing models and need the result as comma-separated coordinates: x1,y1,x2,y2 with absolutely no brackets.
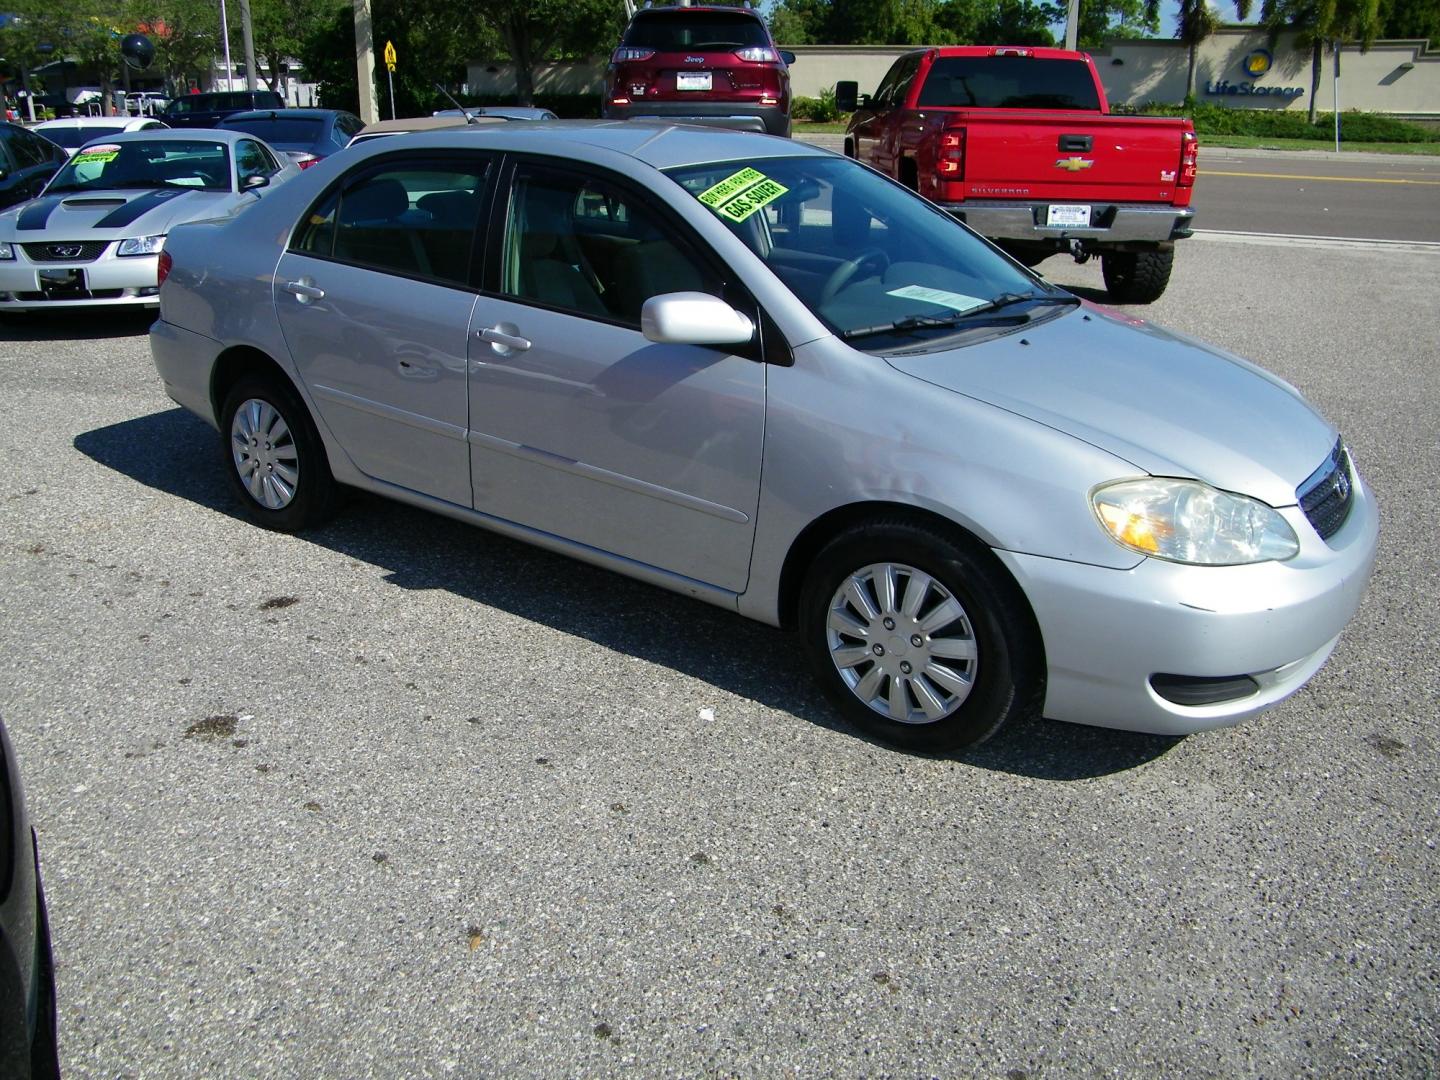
0,128,298,312
33,116,168,157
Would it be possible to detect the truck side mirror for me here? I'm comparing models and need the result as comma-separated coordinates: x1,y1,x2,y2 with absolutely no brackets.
779,50,796,66
835,81,859,112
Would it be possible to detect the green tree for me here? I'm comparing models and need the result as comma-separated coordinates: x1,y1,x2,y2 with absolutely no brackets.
249,0,331,95
1379,0,1440,46
1258,0,1381,122
1075,0,1161,46
478,0,622,105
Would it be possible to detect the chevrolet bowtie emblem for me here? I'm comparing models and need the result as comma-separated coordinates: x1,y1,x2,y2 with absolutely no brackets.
1055,157,1094,171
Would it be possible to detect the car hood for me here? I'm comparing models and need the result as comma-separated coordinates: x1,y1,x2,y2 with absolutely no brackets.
885,302,1337,507
0,188,234,239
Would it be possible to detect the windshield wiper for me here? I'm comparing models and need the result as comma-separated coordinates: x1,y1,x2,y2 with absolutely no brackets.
840,292,1075,341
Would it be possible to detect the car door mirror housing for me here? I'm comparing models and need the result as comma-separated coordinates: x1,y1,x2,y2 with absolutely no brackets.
242,173,270,191
642,292,755,346
835,81,859,112
779,50,797,66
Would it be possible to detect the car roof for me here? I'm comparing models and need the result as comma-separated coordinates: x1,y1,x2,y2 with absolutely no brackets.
353,115,510,137
223,109,347,122
357,119,829,171
69,128,258,146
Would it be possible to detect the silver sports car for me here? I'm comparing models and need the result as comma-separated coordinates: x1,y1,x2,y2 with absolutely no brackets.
150,123,1378,752
0,128,298,312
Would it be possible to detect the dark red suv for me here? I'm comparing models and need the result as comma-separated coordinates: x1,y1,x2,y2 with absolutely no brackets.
602,4,794,137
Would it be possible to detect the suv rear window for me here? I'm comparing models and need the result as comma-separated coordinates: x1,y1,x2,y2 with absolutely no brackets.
622,10,770,51
917,57,1101,110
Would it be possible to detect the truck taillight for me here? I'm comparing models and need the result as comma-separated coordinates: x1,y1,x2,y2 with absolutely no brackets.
937,129,966,179
157,249,172,287
1178,131,1198,187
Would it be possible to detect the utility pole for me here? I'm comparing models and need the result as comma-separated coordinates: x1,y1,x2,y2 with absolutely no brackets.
218,0,235,91
354,0,379,123
239,0,258,92
1064,0,1080,50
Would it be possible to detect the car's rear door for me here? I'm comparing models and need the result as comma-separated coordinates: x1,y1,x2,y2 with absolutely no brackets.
465,158,766,593
273,152,494,505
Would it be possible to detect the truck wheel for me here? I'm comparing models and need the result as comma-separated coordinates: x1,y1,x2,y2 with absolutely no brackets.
1101,249,1174,304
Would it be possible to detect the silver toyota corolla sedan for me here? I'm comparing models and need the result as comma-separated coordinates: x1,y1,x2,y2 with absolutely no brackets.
149,123,1378,752
0,128,299,312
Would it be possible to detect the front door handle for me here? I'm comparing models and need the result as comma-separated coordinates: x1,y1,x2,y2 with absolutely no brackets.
476,326,532,352
283,279,325,303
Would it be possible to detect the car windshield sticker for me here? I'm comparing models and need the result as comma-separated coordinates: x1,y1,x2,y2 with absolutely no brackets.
696,168,790,224
697,168,765,207
885,285,989,312
73,144,122,164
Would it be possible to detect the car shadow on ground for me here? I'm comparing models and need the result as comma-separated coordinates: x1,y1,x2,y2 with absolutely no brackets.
74,407,1182,781
0,309,156,342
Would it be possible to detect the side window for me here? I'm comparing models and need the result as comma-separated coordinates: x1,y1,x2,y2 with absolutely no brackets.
293,161,489,286
892,55,923,107
235,140,270,183
9,130,49,169
872,58,908,107
500,167,719,325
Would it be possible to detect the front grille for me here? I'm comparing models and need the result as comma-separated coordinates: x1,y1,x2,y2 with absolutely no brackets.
1297,438,1355,542
21,241,109,263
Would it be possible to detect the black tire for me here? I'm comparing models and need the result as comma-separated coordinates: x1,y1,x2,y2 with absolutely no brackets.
1101,248,1174,304
799,519,1042,753
219,373,336,532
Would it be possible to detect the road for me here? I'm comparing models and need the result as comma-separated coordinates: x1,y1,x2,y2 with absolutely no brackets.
798,133,1440,244
1194,148,1440,242
0,219,1436,1074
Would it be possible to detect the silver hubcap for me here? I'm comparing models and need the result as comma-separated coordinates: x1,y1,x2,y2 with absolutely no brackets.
825,562,978,725
230,398,299,510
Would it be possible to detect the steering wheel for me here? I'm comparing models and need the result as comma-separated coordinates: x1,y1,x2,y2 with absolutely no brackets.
820,248,890,305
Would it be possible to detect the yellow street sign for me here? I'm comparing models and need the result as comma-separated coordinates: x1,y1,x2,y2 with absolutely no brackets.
383,40,397,72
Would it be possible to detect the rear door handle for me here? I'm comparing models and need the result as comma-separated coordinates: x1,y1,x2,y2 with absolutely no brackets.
476,326,531,352
283,279,325,303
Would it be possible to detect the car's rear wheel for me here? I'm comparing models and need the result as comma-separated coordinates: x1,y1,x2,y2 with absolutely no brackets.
799,520,1042,752
1101,249,1174,303
220,374,335,532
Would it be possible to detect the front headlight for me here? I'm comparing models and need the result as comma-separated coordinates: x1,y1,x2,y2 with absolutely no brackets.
0,242,14,261
117,234,166,257
1092,478,1299,565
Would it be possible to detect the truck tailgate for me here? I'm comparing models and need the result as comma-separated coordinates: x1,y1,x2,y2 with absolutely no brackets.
954,112,1189,203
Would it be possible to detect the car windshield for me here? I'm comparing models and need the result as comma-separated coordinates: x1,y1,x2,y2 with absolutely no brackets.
917,56,1103,110
623,11,770,50
40,125,129,149
666,155,1067,350
46,140,230,193
222,117,323,144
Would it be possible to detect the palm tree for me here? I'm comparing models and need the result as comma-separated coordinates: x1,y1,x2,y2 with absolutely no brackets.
1178,0,1222,100
1259,0,1381,123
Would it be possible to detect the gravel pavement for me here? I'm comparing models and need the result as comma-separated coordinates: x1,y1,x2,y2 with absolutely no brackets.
0,233,1436,1077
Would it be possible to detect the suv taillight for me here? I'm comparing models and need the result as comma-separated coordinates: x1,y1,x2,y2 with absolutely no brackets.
157,249,173,286
937,129,966,179
612,47,655,62
734,46,777,62
1178,131,1198,187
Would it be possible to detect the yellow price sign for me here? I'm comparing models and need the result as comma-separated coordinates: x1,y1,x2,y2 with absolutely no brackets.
383,40,397,72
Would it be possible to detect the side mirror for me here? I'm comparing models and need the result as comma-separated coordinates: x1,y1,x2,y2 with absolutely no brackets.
242,173,270,192
778,50,796,66
835,81,859,112
642,292,754,346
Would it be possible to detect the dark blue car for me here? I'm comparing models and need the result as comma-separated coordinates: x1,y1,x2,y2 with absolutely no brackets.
218,108,365,170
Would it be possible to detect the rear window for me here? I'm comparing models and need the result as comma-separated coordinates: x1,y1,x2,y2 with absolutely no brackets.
41,125,128,148
166,92,282,114
223,117,323,143
917,57,1101,110
622,11,770,51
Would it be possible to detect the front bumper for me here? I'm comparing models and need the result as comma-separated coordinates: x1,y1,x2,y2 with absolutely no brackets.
940,201,1196,245
996,472,1379,736
0,247,161,311
603,100,790,138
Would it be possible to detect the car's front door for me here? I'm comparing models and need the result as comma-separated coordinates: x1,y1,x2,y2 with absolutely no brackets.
274,154,492,506
466,160,766,593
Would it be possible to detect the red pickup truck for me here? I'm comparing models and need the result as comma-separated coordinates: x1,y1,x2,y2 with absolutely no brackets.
837,47,1198,302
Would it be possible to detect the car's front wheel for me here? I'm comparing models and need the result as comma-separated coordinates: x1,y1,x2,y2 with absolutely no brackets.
799,520,1042,752
220,374,335,532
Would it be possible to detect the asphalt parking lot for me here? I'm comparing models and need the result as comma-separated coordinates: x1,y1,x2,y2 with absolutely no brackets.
0,235,1436,1076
